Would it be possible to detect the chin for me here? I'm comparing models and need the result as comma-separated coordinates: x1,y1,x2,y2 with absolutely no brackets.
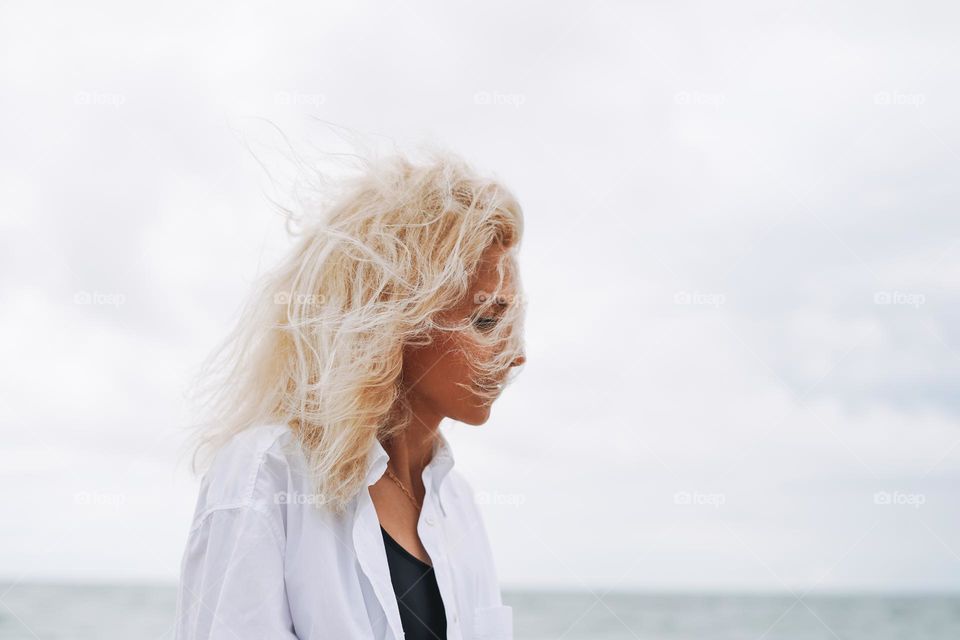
455,403,493,426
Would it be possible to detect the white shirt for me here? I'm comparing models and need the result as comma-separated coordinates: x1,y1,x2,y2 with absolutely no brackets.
174,423,513,640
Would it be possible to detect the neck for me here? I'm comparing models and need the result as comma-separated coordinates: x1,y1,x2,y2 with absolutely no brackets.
381,394,443,491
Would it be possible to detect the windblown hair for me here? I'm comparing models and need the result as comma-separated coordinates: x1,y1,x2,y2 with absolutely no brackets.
188,146,526,515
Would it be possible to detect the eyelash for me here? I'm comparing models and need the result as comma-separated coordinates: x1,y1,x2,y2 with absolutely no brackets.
473,316,499,332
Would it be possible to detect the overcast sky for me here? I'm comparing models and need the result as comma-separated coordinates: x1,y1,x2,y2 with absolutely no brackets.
1,0,958,592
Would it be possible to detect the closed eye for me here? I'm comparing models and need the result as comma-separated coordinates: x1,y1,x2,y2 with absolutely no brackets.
473,316,499,332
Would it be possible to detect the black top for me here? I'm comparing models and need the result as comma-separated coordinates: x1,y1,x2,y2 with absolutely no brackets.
380,525,447,640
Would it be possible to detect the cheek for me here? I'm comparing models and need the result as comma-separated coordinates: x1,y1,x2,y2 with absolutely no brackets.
404,335,495,423
435,341,494,408
407,334,477,396
433,338,476,390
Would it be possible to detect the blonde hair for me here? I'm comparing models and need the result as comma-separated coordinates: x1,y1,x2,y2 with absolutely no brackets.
189,146,526,515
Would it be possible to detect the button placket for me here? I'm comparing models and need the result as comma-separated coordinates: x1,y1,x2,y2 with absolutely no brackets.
353,490,405,640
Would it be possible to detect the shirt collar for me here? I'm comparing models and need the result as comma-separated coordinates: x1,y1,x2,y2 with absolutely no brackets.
363,430,456,516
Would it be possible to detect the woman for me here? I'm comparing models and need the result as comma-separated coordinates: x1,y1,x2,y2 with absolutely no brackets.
175,148,527,640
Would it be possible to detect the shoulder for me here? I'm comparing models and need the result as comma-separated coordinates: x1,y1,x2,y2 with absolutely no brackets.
442,468,486,522
191,423,305,525
442,467,505,600
445,467,476,499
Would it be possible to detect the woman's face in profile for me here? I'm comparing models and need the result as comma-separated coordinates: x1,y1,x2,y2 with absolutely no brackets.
402,244,525,426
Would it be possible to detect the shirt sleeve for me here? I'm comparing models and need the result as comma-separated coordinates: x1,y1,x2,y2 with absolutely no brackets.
174,505,299,639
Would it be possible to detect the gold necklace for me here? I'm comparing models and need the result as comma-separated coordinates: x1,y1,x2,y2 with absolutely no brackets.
385,466,422,511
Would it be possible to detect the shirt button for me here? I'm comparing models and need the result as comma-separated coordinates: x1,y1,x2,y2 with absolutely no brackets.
425,516,436,526
452,612,459,624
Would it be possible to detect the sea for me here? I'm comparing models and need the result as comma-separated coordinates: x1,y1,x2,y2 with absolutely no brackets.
0,584,957,639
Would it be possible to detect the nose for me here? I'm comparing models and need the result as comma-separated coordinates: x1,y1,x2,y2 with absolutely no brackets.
510,354,526,367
